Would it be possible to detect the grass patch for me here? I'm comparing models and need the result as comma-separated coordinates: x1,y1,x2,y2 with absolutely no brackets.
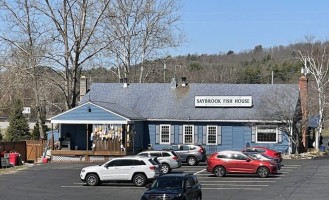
0,165,27,175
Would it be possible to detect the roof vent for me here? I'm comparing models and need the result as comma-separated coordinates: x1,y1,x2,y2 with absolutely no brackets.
181,77,187,87
171,78,177,88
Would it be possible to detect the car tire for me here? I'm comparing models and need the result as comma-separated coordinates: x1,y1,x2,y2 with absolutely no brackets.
187,157,197,166
257,166,270,178
86,173,99,186
214,166,226,177
133,174,147,187
197,193,202,200
161,163,170,174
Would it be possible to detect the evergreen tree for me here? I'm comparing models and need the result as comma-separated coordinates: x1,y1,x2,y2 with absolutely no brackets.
31,117,49,140
6,98,30,141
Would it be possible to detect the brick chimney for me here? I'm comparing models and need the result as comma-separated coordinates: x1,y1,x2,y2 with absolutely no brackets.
299,75,308,150
80,76,88,102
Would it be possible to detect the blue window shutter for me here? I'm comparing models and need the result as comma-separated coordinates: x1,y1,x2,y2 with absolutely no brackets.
251,126,256,143
278,129,283,143
217,126,222,145
155,125,160,144
194,126,198,143
179,125,183,143
170,125,175,144
202,126,207,145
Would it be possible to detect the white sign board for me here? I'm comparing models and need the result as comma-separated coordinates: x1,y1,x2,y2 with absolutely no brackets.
195,96,252,107
22,107,31,114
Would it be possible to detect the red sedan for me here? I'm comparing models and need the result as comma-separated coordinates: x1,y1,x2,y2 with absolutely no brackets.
207,150,277,178
241,146,283,162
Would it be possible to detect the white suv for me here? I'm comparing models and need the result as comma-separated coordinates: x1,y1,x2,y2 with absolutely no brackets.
137,150,182,174
80,156,160,186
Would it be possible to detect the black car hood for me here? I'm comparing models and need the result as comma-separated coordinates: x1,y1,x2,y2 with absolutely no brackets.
144,188,183,195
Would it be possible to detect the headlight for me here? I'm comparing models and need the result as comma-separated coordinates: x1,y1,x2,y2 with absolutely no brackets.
174,193,182,198
81,169,85,173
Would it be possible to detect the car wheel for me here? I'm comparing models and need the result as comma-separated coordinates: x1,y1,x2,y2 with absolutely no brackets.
161,163,170,174
86,173,99,186
214,166,226,177
197,193,202,200
133,174,147,187
257,166,270,178
187,157,197,166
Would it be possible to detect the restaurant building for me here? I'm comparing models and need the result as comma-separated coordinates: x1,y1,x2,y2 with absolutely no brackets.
48,77,302,162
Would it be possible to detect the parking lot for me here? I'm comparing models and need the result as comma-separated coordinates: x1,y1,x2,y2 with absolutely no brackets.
1,158,329,200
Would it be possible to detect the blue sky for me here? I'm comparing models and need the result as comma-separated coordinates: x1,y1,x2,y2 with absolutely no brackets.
172,0,329,56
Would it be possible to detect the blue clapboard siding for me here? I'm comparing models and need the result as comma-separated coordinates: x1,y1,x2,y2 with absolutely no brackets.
61,124,87,150
52,103,127,121
148,122,290,154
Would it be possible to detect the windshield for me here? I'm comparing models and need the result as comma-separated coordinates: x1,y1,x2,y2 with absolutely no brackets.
151,177,183,189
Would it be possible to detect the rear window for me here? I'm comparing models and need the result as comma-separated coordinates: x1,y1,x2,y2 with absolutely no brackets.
171,151,179,156
148,159,158,165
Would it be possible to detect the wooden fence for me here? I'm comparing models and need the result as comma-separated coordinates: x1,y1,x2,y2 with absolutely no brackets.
26,140,47,162
0,140,47,163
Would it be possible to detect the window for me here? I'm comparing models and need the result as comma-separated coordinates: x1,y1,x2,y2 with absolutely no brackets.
150,152,161,157
207,126,217,145
183,125,194,144
160,125,170,144
181,145,190,150
256,126,278,143
162,152,170,157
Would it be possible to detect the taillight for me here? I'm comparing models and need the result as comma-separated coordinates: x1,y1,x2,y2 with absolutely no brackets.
274,153,281,157
149,166,156,170
172,156,179,160
198,148,203,153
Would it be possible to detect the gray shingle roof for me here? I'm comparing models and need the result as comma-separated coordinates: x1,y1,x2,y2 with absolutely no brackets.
80,83,299,122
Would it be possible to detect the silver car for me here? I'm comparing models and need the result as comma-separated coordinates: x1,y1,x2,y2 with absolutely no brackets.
164,144,207,166
244,152,281,170
137,150,182,174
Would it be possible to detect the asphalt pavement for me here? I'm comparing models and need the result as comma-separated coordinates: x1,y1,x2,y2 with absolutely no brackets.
0,158,329,200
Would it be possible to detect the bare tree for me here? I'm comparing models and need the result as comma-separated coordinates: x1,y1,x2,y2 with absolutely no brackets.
0,0,50,139
104,0,183,82
38,0,111,109
295,37,329,150
258,85,301,154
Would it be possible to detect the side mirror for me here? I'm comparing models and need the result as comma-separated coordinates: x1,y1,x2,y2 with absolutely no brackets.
246,158,251,162
145,183,152,188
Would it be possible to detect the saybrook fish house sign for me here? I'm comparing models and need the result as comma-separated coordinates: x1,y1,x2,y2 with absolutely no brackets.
48,76,306,162
195,96,253,107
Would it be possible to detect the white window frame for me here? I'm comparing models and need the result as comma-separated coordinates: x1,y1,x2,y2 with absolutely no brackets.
256,126,278,143
183,125,194,144
160,124,171,144
206,125,217,145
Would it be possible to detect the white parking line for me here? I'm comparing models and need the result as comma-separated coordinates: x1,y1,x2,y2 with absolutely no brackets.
61,186,144,189
193,169,206,175
197,177,282,180
201,184,269,187
202,188,262,190
198,180,276,183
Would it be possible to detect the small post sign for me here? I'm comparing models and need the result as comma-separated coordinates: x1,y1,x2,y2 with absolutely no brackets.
22,107,31,114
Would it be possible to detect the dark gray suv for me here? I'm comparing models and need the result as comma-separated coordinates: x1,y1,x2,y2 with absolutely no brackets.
164,144,207,166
